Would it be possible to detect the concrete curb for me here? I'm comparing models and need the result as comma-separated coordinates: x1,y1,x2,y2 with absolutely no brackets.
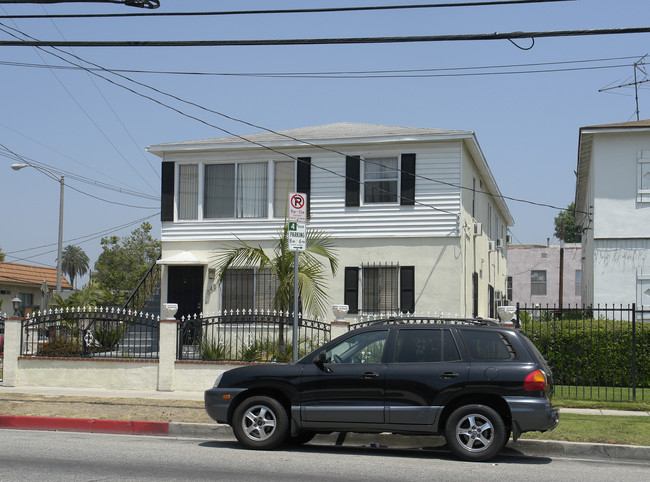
3,415,650,462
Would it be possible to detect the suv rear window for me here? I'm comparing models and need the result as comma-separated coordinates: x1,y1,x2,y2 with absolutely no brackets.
459,329,516,360
395,329,461,363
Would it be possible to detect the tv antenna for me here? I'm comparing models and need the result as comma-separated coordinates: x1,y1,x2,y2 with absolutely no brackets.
599,55,648,121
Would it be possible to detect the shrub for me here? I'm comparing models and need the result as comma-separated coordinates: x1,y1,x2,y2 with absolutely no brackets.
521,318,650,389
93,322,126,351
37,336,83,357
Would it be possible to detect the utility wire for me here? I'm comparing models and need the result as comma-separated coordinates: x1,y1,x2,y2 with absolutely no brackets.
0,56,639,78
0,23,586,216
2,27,650,48
0,1,575,19
3,212,159,265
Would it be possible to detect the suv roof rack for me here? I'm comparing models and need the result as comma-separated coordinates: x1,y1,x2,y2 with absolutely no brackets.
370,316,498,327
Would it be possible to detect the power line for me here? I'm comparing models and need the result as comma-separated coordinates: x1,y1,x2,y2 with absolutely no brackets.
0,1,575,19
3,213,159,265
2,27,650,48
0,23,585,217
0,56,639,78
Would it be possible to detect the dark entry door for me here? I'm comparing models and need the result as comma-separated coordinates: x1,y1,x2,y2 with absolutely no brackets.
167,265,204,344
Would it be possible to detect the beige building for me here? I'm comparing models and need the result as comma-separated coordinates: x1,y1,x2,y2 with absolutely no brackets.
148,123,513,320
0,261,72,317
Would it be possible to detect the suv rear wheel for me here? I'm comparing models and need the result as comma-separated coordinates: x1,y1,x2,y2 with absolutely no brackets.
444,404,506,461
232,396,289,450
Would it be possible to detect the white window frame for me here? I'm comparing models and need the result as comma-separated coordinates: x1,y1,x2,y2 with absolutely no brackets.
361,156,400,205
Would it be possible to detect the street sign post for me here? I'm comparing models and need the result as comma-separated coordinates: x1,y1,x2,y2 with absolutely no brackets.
288,192,307,363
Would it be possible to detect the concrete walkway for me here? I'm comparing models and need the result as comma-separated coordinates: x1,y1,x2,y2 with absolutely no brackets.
1,385,649,462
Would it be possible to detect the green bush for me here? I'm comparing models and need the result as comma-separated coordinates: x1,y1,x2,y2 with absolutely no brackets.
93,322,127,351
521,318,650,389
199,339,229,361
37,336,84,357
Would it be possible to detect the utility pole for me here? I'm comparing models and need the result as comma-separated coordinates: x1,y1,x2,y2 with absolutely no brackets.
559,221,564,310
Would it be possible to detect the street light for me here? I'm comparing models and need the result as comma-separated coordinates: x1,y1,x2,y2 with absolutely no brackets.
11,163,65,296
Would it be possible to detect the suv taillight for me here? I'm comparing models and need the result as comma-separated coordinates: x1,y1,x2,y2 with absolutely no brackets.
523,369,547,391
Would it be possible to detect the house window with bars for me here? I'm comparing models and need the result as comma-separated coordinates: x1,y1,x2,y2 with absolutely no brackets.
221,268,281,312
344,264,415,315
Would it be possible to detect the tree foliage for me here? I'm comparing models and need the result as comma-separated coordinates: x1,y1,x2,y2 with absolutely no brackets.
93,222,161,304
0,245,5,262
212,224,338,320
553,202,582,243
61,244,90,289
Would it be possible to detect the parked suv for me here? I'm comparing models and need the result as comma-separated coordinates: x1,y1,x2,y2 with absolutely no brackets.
205,319,558,461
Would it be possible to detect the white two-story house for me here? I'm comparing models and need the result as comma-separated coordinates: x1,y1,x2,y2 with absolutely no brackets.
575,119,650,314
148,123,513,321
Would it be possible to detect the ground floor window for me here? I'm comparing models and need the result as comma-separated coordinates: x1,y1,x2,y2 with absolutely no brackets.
221,268,281,312
344,264,414,315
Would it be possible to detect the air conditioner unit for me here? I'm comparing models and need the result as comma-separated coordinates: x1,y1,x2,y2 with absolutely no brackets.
488,240,497,251
473,223,482,236
506,234,512,244
496,238,504,249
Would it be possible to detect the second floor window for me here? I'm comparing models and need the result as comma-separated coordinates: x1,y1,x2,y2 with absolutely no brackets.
363,157,399,204
531,270,547,296
205,162,268,219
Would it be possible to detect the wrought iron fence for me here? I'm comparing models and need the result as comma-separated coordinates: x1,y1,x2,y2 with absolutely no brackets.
177,310,331,363
21,307,159,359
517,303,649,402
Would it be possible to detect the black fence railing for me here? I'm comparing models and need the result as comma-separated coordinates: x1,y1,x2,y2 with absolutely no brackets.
122,257,161,314
177,311,331,363
21,307,159,359
516,303,649,402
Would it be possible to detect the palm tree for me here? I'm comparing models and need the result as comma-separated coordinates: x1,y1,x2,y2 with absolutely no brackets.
61,245,90,289
212,224,338,350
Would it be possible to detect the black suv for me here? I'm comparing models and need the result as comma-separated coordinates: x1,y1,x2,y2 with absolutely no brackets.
205,319,559,461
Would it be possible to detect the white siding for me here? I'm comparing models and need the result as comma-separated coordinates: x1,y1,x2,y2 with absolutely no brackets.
161,141,462,242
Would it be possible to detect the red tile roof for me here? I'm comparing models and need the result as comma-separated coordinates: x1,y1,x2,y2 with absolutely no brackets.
0,262,72,290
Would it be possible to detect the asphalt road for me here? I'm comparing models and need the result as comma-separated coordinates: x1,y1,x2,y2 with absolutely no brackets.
2,429,650,482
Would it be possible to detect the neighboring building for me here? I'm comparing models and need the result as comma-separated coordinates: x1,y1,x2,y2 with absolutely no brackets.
0,261,72,317
148,122,513,320
575,119,650,313
507,243,582,308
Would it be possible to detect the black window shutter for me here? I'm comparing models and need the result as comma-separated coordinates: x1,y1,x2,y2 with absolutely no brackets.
400,153,416,206
161,161,174,222
400,266,415,313
345,155,360,207
344,267,359,314
297,157,311,216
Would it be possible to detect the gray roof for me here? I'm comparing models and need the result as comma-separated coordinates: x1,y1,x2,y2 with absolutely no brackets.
148,122,472,151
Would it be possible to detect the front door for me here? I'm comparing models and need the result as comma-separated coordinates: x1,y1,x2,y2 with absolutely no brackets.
300,329,389,424
167,265,204,344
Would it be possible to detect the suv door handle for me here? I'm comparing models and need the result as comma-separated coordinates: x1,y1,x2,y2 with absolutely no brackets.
441,372,459,379
361,372,379,379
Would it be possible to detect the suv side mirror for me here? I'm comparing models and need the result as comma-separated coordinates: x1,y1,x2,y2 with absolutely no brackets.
314,351,331,372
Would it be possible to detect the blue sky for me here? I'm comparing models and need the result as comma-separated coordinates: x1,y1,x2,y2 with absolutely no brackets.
0,0,648,286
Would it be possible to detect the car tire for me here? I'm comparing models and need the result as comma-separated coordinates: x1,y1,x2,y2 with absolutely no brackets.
232,396,289,450
444,404,506,462
286,431,317,446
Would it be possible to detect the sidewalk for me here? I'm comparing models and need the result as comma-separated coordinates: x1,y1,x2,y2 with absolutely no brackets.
1,385,650,462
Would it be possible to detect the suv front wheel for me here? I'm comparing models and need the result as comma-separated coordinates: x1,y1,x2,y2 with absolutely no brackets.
232,396,289,450
444,404,506,461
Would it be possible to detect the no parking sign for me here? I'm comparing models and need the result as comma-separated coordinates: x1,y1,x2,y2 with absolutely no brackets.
288,192,307,222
